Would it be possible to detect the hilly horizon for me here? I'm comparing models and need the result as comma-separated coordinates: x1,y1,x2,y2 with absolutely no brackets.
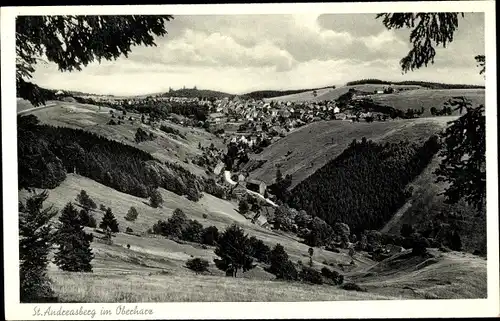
41,78,484,100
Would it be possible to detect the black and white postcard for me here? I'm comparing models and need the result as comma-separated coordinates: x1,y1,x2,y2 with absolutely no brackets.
1,1,498,319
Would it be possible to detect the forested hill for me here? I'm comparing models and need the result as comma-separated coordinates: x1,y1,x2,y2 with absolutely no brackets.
345,79,485,89
159,88,234,99
288,136,441,233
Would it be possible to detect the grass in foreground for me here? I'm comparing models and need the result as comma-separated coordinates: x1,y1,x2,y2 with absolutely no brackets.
50,270,397,302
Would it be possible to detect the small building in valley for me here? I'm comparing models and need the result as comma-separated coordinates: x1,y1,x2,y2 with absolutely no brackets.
246,179,267,195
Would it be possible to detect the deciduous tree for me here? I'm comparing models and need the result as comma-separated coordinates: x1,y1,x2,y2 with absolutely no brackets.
17,15,173,106
213,224,255,277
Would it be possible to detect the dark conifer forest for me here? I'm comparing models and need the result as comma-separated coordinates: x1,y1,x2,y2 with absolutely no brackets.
289,136,441,233
17,115,205,200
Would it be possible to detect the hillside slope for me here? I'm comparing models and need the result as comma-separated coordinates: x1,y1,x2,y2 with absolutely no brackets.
19,174,486,301
18,100,224,177
266,85,485,117
371,89,485,117
246,117,454,189
266,84,422,102
354,249,487,299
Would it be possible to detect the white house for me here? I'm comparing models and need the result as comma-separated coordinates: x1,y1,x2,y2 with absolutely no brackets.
333,106,341,114
214,161,225,175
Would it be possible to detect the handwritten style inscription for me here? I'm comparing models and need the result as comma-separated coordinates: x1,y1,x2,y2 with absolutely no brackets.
33,305,154,318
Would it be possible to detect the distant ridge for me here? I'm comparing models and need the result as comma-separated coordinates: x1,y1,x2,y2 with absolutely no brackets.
28,79,484,101
345,79,485,90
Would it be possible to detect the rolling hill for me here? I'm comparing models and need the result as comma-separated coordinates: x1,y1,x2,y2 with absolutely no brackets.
245,117,454,189
265,84,485,118
265,84,423,102
17,98,487,302
371,89,486,117
18,99,225,177
19,173,487,302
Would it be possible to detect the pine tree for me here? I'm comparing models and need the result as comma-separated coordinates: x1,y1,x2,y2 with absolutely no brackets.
75,189,97,211
19,191,57,302
99,207,120,233
268,243,290,278
53,202,94,272
213,224,255,277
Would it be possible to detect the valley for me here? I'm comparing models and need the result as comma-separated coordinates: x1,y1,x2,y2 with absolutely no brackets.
17,80,487,302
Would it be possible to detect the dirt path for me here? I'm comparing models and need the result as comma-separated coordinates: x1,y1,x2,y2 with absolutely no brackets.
381,201,412,233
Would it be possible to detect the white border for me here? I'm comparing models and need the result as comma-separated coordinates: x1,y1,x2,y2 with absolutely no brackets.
2,2,498,319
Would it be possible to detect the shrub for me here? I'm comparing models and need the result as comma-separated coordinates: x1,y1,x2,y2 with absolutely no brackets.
201,226,219,246
99,204,107,211
411,233,429,256
182,219,204,243
19,191,58,302
400,223,414,237
321,267,344,285
125,206,139,221
248,236,271,263
299,266,323,284
135,127,154,143
79,208,97,228
126,227,133,233
342,282,365,292
75,190,97,211
238,199,250,214
149,189,163,208
202,213,208,219
186,258,210,273
281,260,299,281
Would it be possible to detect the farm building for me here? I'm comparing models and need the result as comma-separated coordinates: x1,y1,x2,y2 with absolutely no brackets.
246,179,267,195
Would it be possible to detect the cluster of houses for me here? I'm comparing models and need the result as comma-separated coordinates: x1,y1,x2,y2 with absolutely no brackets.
204,97,346,149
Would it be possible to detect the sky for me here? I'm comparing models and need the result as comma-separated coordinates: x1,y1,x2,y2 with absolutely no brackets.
30,13,485,96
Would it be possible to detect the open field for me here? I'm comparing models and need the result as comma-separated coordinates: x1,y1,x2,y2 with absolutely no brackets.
17,99,225,177
266,84,423,102
49,269,395,302
266,85,485,117
19,174,373,273
371,89,485,116
245,117,454,189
